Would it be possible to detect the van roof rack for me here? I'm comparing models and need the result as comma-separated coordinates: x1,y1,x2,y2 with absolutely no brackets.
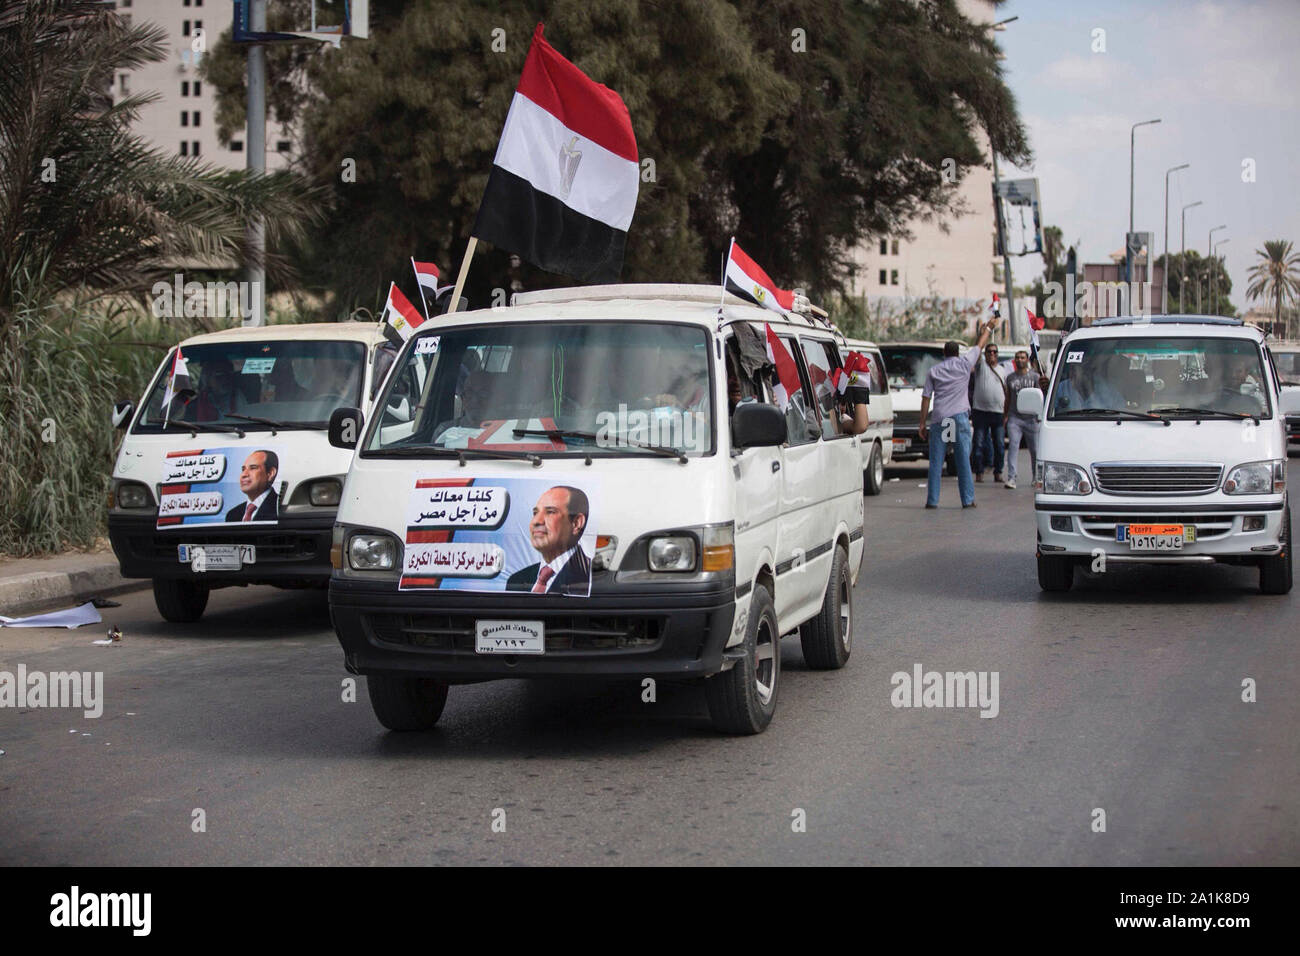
1089,315,1244,327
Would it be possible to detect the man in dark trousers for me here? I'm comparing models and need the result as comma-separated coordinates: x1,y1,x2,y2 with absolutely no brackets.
225,449,279,522
506,485,592,594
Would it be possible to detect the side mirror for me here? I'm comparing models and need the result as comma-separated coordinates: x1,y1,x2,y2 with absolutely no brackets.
1278,385,1300,418
329,407,364,449
732,402,786,449
1016,387,1045,418
112,400,134,429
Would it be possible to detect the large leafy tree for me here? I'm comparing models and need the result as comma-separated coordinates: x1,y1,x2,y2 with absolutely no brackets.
0,0,324,325
204,0,1027,315
1245,240,1300,338
1158,250,1234,317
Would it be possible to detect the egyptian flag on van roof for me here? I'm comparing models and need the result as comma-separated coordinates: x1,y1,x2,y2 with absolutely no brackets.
380,282,426,347
725,239,795,315
161,346,192,427
471,24,639,283
411,259,444,317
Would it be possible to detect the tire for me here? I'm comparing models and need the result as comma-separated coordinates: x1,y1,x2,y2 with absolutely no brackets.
800,546,853,669
152,578,209,622
863,442,884,496
1260,506,1293,595
706,584,780,734
366,675,450,731
1037,553,1074,592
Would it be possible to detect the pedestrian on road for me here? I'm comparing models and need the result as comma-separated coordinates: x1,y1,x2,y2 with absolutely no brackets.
970,342,1009,484
1002,350,1042,490
918,318,996,509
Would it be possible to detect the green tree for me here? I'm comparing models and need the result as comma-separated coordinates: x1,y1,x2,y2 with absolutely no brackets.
203,0,1028,316
0,0,325,324
1157,250,1233,317
1245,240,1300,338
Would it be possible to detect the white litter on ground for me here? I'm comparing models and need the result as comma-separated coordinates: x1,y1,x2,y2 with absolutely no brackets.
0,602,102,629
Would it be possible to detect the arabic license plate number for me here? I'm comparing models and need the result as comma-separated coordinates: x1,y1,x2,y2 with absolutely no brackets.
475,619,545,655
177,544,256,569
1120,523,1186,551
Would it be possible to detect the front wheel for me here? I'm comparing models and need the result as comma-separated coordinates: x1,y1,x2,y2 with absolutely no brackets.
864,442,884,496
1037,553,1074,592
367,675,450,731
152,578,209,622
1260,506,1293,595
706,584,780,734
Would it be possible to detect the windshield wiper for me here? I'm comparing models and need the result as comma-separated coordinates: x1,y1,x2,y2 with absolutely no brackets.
1159,406,1260,423
225,412,322,432
1056,407,1170,425
370,444,542,466
514,427,688,463
146,419,246,437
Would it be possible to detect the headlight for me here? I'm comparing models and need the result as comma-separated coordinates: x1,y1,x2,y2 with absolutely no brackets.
1040,462,1092,495
1224,460,1285,495
309,479,342,506
348,533,396,570
648,535,696,572
116,482,150,509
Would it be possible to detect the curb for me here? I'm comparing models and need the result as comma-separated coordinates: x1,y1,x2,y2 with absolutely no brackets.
0,561,148,619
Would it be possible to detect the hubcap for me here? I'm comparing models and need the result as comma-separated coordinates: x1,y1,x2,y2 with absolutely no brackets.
873,448,884,486
754,618,776,705
838,572,852,652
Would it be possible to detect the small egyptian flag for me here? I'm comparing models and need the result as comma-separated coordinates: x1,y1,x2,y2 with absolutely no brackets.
765,324,802,410
1026,305,1045,351
832,351,872,394
380,282,425,347
161,346,191,426
472,23,639,283
989,292,1001,319
725,239,794,315
411,259,443,317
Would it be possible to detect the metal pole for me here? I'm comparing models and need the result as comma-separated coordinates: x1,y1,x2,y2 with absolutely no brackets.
993,151,1016,341
1163,164,1188,314
1207,224,1226,315
1179,201,1202,314
1128,119,1160,288
245,0,266,326
1212,237,1229,314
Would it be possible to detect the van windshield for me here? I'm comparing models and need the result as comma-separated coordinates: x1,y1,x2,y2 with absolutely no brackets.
134,340,366,433
365,321,714,457
881,346,943,389
1049,337,1271,419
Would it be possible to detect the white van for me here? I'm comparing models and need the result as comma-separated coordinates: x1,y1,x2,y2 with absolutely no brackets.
327,284,866,735
1023,316,1291,594
109,322,397,622
843,338,894,494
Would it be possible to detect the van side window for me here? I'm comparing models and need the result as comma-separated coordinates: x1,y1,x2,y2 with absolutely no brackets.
868,350,888,394
799,337,841,439
781,334,821,446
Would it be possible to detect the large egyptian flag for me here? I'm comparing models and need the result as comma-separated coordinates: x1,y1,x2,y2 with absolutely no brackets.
725,239,794,315
380,282,426,347
472,24,639,283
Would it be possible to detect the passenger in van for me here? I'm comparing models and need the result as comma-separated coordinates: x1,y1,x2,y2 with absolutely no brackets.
192,359,241,421
1055,357,1128,411
267,358,307,403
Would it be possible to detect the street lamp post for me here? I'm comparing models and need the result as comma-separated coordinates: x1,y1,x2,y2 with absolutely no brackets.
1128,118,1161,286
1179,201,1203,313
989,15,1019,342
1162,163,1189,314
1212,237,1229,314
1207,225,1226,315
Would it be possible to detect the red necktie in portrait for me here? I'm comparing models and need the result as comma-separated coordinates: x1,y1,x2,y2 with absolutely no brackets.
242,502,256,522
531,565,555,593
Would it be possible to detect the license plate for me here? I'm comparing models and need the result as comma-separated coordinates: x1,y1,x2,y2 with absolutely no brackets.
475,619,545,655
892,438,907,448
177,544,256,570
1116,524,1193,551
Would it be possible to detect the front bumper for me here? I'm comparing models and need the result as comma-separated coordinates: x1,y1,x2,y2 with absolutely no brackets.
329,575,737,681
891,426,925,460
108,512,335,584
1034,498,1286,562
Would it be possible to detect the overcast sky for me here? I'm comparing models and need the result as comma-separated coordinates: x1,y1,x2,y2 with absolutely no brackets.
995,0,1300,313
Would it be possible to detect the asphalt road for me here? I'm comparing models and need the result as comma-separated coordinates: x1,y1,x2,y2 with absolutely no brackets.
2,452,1298,866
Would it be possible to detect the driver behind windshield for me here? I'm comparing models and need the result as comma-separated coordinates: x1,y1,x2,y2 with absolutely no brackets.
1055,355,1129,411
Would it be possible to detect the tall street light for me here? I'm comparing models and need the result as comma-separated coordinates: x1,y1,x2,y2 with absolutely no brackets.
1179,200,1203,313
1128,118,1161,285
988,15,1019,341
1162,163,1189,313
1212,236,1230,315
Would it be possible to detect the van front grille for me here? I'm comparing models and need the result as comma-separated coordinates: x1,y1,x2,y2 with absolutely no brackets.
1092,463,1222,495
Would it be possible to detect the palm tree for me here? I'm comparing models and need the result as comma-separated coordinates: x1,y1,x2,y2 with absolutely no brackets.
0,0,325,327
1246,240,1300,339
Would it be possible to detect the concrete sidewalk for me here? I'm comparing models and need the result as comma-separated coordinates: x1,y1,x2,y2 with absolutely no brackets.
0,548,144,618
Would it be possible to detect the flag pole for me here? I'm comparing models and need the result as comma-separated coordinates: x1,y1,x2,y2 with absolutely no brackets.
449,237,478,314
411,257,432,319
719,237,733,310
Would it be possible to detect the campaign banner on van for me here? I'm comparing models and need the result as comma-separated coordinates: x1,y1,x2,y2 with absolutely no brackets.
399,475,598,595
156,446,286,529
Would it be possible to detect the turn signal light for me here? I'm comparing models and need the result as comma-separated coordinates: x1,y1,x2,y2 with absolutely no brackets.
702,545,734,572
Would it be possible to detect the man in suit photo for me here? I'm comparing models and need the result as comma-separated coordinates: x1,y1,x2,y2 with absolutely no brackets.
225,449,280,523
505,485,592,595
